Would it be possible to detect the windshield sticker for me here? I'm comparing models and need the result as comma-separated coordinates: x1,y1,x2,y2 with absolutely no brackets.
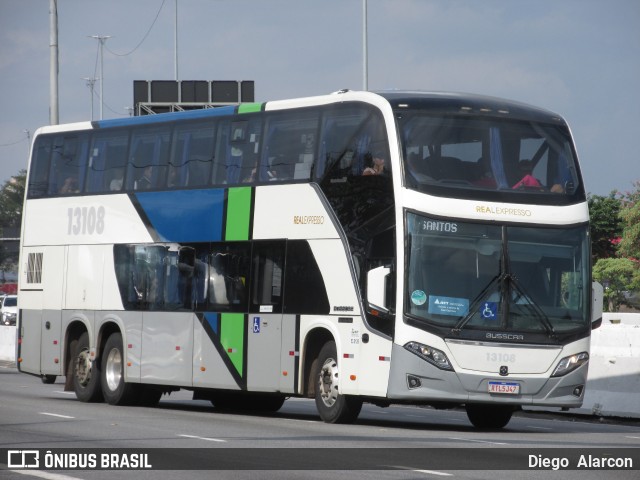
411,290,427,306
480,301,499,320
428,296,469,316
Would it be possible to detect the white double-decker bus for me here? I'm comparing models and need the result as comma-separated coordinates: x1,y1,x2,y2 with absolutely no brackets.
17,90,602,428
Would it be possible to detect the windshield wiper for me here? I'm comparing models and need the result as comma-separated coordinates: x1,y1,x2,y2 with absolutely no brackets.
451,272,502,334
509,276,557,339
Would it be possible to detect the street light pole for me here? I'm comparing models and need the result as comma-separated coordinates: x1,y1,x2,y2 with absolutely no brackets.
83,77,97,120
49,0,59,125
89,35,111,120
362,0,368,91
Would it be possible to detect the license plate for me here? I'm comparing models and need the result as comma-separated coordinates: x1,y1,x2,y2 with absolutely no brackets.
488,381,520,394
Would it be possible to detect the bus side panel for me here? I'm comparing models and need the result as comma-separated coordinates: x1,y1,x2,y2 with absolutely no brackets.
40,309,63,375
17,308,42,374
140,312,194,387
246,313,282,392
18,245,66,375
65,245,106,311
356,329,392,398
192,315,240,390
279,314,298,394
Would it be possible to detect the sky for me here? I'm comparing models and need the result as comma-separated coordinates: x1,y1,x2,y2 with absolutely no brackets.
0,0,638,196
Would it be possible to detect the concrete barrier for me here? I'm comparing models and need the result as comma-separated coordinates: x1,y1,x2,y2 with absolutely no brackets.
0,325,17,362
577,312,640,418
526,312,640,419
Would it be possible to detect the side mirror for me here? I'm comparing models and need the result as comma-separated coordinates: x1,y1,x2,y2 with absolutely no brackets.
367,266,391,313
591,281,603,330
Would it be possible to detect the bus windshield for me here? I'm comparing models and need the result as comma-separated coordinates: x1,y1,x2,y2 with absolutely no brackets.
406,213,590,335
399,114,583,203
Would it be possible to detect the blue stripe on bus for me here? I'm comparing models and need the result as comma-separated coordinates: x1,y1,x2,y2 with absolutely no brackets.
92,105,239,129
134,189,225,242
203,312,220,336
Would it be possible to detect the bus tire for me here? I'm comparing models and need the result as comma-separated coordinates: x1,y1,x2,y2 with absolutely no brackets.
41,375,57,384
71,331,103,402
465,404,513,429
313,341,362,424
101,332,138,406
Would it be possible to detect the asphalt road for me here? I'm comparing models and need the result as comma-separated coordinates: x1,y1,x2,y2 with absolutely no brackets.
0,360,638,480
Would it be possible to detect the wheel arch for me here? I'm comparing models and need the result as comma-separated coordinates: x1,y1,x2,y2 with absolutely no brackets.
301,326,335,397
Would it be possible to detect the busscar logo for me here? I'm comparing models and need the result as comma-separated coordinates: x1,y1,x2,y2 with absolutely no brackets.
8,450,40,468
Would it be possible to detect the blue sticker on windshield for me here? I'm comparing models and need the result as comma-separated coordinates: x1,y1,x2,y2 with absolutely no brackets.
480,301,498,320
428,296,469,316
411,290,427,306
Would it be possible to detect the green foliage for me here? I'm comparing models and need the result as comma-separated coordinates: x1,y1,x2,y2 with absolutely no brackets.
588,193,622,260
617,180,640,260
0,170,26,229
593,257,640,312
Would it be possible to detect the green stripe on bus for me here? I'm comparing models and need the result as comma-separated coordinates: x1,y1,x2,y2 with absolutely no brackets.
237,103,262,114
225,187,252,240
220,313,245,377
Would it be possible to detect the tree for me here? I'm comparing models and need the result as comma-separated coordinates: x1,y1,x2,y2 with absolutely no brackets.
0,170,26,229
591,181,640,312
617,180,640,261
593,257,640,312
0,171,25,268
588,193,622,261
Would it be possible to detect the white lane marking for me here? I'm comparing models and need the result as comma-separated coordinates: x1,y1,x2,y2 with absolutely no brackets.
55,391,76,395
413,469,454,477
448,437,508,445
9,470,83,480
625,436,640,440
527,425,553,430
39,412,74,419
178,434,226,443
390,466,453,477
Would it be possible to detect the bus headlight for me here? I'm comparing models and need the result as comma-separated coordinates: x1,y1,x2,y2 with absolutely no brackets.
404,342,454,371
551,352,589,377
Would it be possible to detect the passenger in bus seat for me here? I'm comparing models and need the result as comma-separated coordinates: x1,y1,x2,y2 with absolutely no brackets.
362,151,386,175
512,160,541,189
109,170,124,191
135,165,153,190
472,157,497,188
59,176,79,194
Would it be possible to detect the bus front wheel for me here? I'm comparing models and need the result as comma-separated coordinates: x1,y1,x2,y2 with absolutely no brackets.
71,331,103,402
101,332,139,406
313,341,362,424
465,404,514,429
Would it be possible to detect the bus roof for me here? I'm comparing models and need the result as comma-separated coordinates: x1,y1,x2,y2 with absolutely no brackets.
376,90,566,124
33,90,566,136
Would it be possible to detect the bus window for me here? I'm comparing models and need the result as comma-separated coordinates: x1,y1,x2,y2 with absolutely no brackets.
126,126,172,191
250,241,285,313
262,111,319,182
213,118,262,185
50,135,89,195
283,240,329,315
209,242,251,312
86,131,129,193
28,136,53,198
169,122,216,188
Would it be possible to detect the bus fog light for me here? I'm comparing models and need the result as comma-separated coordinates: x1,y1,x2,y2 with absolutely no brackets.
551,352,589,377
404,342,454,371
407,375,422,389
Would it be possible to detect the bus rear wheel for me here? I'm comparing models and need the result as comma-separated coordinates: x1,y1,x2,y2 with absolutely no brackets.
71,331,103,402
101,332,139,406
313,341,362,424
465,404,514,429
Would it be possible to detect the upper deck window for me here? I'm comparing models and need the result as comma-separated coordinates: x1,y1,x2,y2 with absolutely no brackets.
399,113,584,204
